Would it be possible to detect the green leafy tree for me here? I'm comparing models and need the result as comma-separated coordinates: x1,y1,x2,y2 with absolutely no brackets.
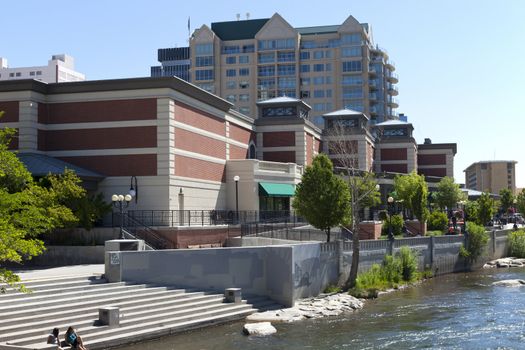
394,171,429,222
427,211,449,231
0,120,83,291
464,200,479,223
499,188,514,214
516,189,525,215
434,176,466,210
293,154,351,242
477,192,494,226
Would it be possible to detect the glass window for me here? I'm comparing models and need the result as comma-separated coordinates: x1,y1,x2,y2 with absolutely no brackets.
226,94,236,102
222,45,240,54
341,33,362,45
300,64,310,73
196,56,213,67
9,73,14,77
239,68,249,76
225,56,236,64
258,78,275,89
239,94,249,102
16,72,21,77
326,63,332,72
300,78,310,86
197,84,214,93
226,81,236,89
313,51,324,60
258,66,275,77
328,39,340,48
300,90,310,98
313,90,325,98
326,76,333,84
342,75,362,85
226,69,236,77
301,41,316,49
239,55,249,64
313,64,324,72
240,107,251,115
242,45,255,53
278,90,296,98
277,51,295,62
342,47,362,57
313,76,324,85
239,81,249,89
326,89,332,98
345,101,364,112
258,38,295,51
300,51,310,60
277,64,295,76
29,71,35,76
196,43,213,56
325,50,333,59
342,86,363,99
195,69,213,81
258,53,275,63
278,77,296,89
313,103,325,111
342,60,362,72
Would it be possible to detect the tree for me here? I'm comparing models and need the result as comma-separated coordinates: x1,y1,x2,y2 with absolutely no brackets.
464,200,479,223
476,192,494,226
499,188,514,214
434,176,465,210
323,120,380,288
0,119,83,291
516,189,525,215
293,154,351,242
394,171,429,223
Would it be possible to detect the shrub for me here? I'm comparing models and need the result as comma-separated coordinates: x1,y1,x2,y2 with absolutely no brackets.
397,246,419,282
355,264,389,292
382,255,401,285
463,222,489,262
508,230,525,258
382,214,404,236
428,211,448,231
323,284,342,294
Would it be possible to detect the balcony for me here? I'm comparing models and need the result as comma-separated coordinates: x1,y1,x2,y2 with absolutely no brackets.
369,92,378,101
387,97,399,108
368,67,377,76
386,60,395,70
369,105,379,115
368,80,379,90
387,85,399,96
386,72,399,83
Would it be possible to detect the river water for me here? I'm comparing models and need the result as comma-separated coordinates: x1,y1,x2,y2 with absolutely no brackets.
123,268,525,350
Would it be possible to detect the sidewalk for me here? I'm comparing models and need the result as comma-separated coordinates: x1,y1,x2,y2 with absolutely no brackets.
11,264,104,281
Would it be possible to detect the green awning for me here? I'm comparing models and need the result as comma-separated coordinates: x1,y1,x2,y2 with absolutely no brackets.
259,182,295,197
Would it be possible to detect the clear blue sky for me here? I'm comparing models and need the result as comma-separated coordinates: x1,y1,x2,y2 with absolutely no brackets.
3,0,524,188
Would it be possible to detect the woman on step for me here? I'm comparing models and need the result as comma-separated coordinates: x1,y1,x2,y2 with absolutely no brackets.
46,327,63,349
65,326,88,350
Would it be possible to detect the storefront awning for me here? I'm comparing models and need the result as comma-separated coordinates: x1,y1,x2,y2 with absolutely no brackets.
259,182,295,197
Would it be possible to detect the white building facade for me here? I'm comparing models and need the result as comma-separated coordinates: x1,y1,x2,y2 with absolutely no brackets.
0,54,85,83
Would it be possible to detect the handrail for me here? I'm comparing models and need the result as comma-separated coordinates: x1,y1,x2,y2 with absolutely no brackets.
122,214,170,250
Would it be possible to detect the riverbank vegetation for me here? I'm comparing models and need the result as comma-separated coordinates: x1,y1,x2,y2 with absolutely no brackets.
508,229,525,258
459,222,489,262
350,246,421,298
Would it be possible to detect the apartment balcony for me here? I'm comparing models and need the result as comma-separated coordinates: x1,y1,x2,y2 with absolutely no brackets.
387,97,399,108
369,105,379,115
368,80,379,91
368,92,378,101
386,72,399,83
368,67,377,76
387,85,399,96
386,60,395,70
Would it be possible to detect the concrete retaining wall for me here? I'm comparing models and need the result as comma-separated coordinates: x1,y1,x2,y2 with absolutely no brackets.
29,246,105,266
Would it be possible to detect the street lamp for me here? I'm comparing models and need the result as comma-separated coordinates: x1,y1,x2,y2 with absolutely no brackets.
234,175,240,224
129,176,138,203
112,194,132,239
387,196,395,242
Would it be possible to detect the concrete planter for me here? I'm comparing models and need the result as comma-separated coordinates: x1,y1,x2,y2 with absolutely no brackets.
358,221,383,240
405,220,427,236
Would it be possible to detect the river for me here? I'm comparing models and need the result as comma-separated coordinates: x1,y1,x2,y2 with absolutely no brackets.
123,267,525,349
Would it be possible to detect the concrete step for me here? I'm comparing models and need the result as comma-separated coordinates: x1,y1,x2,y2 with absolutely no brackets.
0,286,187,320
1,295,229,344
0,278,109,300
2,274,102,292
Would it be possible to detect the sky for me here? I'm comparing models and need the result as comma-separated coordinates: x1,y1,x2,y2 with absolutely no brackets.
2,0,524,188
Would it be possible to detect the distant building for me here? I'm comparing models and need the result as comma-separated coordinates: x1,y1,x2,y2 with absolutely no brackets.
151,13,399,127
0,54,85,83
464,161,517,195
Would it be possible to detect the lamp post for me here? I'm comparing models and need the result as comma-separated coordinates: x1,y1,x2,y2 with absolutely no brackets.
233,175,240,224
112,194,132,239
387,196,395,242
129,176,138,203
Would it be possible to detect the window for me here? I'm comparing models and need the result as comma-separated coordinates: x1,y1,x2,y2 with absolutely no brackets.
29,71,35,76
300,77,310,86
258,53,275,63
326,89,332,98
226,81,236,89
226,69,236,77
239,68,249,76
278,89,296,98
222,45,240,54
258,66,275,77
239,94,249,102
301,41,316,49
313,64,324,72
313,76,325,85
342,47,362,57
239,55,249,64
196,56,213,67
342,86,363,99
325,63,332,72
197,84,214,93
277,64,295,76
258,38,295,51
342,61,362,72
313,90,325,98
195,69,213,81
300,64,310,73
9,73,14,77
278,77,296,89
345,101,364,112
341,33,362,45
225,56,236,64
313,51,324,60
249,144,256,159
277,51,295,62
383,128,408,137
15,72,21,77
300,51,310,60
36,71,42,75
326,76,333,84
325,50,333,59
313,103,325,111
342,75,363,86
240,107,251,116
300,90,310,98
258,78,275,89
196,43,213,56
242,45,255,53
226,94,236,102
239,81,249,89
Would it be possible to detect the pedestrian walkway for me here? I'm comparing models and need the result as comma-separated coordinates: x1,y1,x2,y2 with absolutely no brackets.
12,264,104,281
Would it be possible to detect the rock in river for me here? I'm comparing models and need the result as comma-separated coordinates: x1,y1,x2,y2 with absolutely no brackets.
492,279,525,287
243,322,277,336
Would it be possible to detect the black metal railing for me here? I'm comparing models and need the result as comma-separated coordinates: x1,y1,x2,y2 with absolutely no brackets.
127,210,298,227
115,213,170,250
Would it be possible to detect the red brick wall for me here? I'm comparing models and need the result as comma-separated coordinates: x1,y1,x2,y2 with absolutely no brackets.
418,168,447,177
418,154,446,166
262,131,295,147
175,155,225,182
229,123,252,144
263,151,295,163
306,133,313,165
381,164,408,173
175,128,226,159
381,148,407,161
0,101,19,122
38,126,157,151
59,154,157,176
38,99,157,124
174,101,225,136
155,227,240,249
229,144,248,159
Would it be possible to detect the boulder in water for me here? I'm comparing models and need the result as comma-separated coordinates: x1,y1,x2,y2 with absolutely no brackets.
492,279,525,287
243,322,277,336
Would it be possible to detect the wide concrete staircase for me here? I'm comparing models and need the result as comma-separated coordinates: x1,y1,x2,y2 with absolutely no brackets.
0,274,279,349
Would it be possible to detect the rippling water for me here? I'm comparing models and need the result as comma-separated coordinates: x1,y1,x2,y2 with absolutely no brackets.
123,268,525,350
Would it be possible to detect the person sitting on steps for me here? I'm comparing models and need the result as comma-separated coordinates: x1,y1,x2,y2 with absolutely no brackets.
46,327,63,349
65,326,88,350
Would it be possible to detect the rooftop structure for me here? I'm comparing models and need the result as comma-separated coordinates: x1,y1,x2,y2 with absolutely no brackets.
0,54,85,83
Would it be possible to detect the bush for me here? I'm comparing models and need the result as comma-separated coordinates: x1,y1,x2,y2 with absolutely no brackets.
508,230,525,258
382,214,404,236
397,246,419,282
323,284,342,294
428,211,448,231
463,222,489,262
